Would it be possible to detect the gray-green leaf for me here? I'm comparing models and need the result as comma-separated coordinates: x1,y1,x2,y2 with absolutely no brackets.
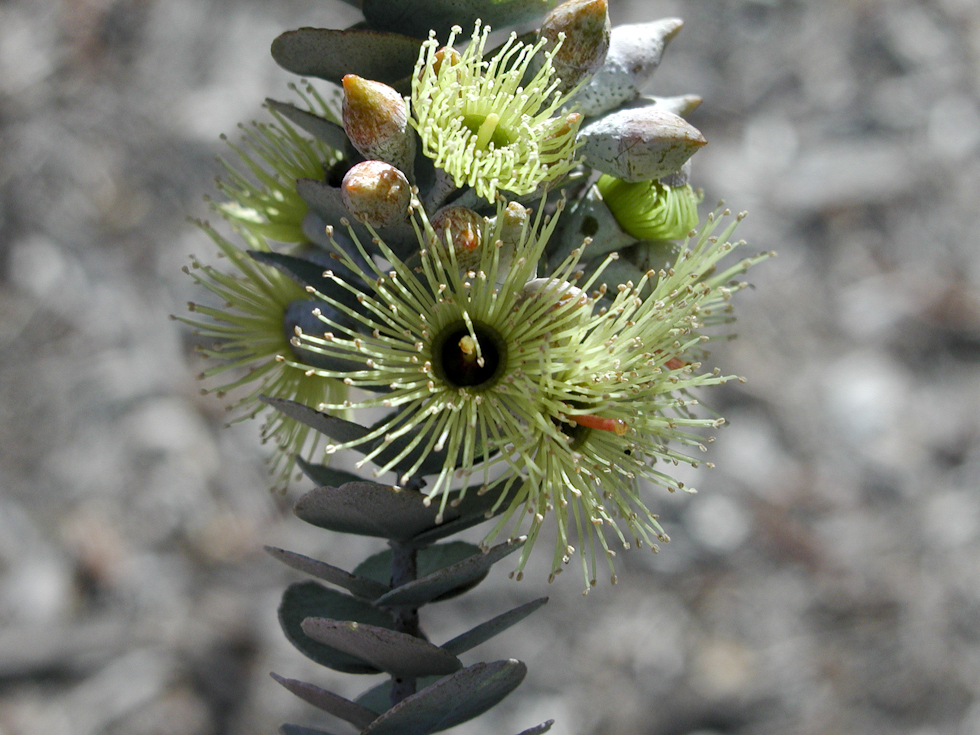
441,597,548,657
271,673,378,729
300,620,462,678
361,660,527,735
279,581,394,674
373,539,524,608
266,546,391,600
271,29,423,86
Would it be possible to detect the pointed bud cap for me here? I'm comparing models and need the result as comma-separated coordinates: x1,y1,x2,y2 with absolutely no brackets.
539,0,611,95
341,160,412,228
580,104,706,182
574,18,684,117
342,74,416,174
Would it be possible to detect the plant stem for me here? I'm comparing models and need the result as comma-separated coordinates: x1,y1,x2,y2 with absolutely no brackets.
389,540,420,706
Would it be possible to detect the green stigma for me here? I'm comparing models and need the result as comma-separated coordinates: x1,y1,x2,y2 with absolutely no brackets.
596,174,701,241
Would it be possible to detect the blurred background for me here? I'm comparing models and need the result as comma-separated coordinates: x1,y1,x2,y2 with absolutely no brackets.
1,0,979,733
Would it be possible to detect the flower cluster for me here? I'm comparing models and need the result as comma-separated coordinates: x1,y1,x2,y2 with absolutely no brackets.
184,0,770,588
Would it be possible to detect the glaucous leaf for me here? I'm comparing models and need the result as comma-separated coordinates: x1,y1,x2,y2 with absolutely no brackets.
361,0,561,40
354,542,481,593
280,725,343,735
272,29,423,86
373,539,524,607
513,722,555,735
294,481,445,541
295,457,363,488
300,619,462,678
266,99,348,149
361,660,528,735
265,546,391,600
441,597,548,657
355,676,441,715
279,581,394,674
271,673,378,729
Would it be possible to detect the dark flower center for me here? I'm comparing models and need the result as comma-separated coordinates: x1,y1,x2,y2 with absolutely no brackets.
432,320,506,391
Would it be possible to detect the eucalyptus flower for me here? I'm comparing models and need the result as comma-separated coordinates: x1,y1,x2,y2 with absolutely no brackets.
480,208,771,590
215,108,340,244
182,104,345,489
289,192,768,589
180,225,347,490
289,198,593,516
410,21,583,202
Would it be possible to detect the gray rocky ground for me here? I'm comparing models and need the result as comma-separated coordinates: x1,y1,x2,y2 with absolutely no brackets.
1,0,979,734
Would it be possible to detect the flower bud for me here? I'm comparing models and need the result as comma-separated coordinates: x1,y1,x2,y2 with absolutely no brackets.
341,160,411,228
341,74,416,174
574,18,684,117
539,0,611,95
580,104,706,182
429,205,486,272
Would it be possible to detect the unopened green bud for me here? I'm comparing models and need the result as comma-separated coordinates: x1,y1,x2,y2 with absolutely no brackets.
539,0,611,95
341,160,411,228
341,74,416,174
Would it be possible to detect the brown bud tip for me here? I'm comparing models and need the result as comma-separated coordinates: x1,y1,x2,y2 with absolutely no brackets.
341,75,412,167
342,160,411,228
540,0,611,93
432,46,462,77
430,205,485,270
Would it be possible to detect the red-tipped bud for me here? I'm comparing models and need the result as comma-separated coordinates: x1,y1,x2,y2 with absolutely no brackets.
341,160,411,228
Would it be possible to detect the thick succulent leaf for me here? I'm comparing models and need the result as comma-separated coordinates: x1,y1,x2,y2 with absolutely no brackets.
295,456,364,488
406,482,517,545
301,619,462,678
266,99,348,150
281,725,343,735
574,18,684,117
263,397,371,445
361,0,561,39
513,722,555,735
361,659,528,735
250,249,367,320
579,104,706,182
271,29,423,86
266,546,391,600
271,673,379,729
294,481,445,541
356,676,441,715
373,539,524,608
279,581,394,674
548,184,636,264
354,542,481,592
441,597,548,657
282,299,372,374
